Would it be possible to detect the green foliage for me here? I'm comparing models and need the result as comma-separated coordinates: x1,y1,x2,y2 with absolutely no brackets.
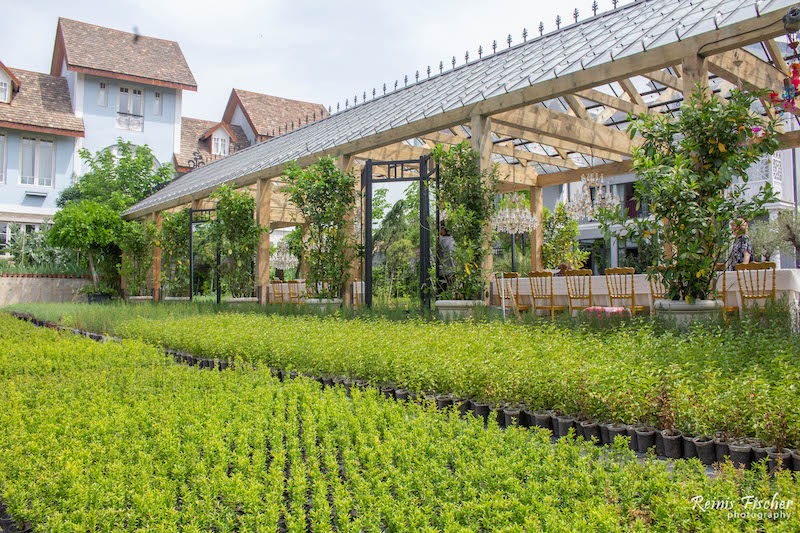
749,218,789,262
2,314,799,531
208,185,262,298
159,208,191,296
542,203,589,269
283,156,357,298
5,223,84,274
118,221,157,296
432,142,498,300
57,138,173,211
597,87,780,302
776,208,800,265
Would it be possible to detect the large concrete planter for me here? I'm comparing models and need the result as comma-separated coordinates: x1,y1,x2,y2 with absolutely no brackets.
225,297,259,304
653,298,723,326
306,298,342,312
128,295,154,302
435,300,483,321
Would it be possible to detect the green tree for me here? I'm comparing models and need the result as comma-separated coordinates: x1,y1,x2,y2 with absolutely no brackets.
283,156,357,299
541,203,589,269
118,221,157,296
49,201,120,290
597,87,779,302
159,208,191,296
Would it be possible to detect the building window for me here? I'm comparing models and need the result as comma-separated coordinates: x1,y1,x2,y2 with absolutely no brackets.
153,91,162,116
98,82,107,107
20,137,55,187
0,81,8,103
212,134,229,157
0,223,7,251
116,86,144,131
0,134,5,183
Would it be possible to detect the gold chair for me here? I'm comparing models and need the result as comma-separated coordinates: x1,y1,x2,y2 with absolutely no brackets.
287,280,303,304
271,279,285,304
564,269,593,315
735,262,777,314
494,272,530,314
714,263,739,321
528,271,567,318
647,266,666,316
605,267,648,315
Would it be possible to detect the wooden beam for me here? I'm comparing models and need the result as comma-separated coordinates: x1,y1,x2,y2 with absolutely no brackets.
151,212,162,301
537,160,634,187
575,88,649,116
563,94,590,120
493,105,642,157
530,186,543,272
682,53,709,99
422,131,578,169
765,38,789,75
643,69,684,92
339,155,358,308
619,78,646,107
492,122,624,162
256,179,272,305
495,163,538,192
471,115,494,301
708,48,786,94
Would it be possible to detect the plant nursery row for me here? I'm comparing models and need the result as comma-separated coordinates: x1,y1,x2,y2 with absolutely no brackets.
1,314,799,532
12,303,799,452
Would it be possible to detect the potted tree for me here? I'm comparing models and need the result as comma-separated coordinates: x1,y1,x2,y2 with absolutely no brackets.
597,87,779,324
119,219,156,301
283,156,357,310
431,142,498,320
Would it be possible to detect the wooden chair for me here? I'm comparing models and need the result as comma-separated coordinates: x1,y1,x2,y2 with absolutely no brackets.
714,263,739,321
271,279,285,304
605,267,648,315
287,280,303,304
564,269,593,315
647,266,666,316
528,271,567,318
494,272,530,314
735,262,777,314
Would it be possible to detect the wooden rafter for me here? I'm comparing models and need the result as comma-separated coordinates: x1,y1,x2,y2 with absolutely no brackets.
707,48,785,94
575,88,649,116
643,69,683,92
563,94,590,120
764,38,789,75
619,78,646,107
491,122,624,162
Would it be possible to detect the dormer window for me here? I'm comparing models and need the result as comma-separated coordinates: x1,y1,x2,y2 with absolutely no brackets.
212,132,229,156
0,81,8,104
116,86,143,131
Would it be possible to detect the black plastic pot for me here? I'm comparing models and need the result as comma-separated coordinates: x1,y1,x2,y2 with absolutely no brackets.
626,425,642,452
635,427,656,454
655,431,665,457
520,409,534,428
532,411,552,431
581,420,601,444
322,377,334,388
767,447,792,473
752,444,769,464
472,402,491,424
343,379,354,397
218,360,229,371
599,423,611,445
494,406,505,428
728,441,753,469
715,438,730,464
394,389,409,402
792,450,800,472
504,408,522,428
277,369,286,381
382,386,395,400
289,371,298,380
607,424,628,446
436,395,454,410
661,430,683,459
693,436,716,466
556,415,576,439
457,399,472,418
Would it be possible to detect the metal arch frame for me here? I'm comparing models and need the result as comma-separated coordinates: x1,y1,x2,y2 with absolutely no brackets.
361,155,439,310
188,207,221,304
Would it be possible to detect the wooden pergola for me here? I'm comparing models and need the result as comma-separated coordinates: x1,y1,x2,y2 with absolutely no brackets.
125,0,800,305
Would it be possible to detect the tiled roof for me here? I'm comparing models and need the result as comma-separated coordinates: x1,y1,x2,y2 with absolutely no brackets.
125,0,794,217
54,18,196,90
175,117,249,169
0,69,84,136
224,89,326,137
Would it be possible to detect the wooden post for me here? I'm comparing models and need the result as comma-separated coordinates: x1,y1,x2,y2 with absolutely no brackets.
300,224,310,279
152,212,162,301
682,53,709,101
256,178,272,305
529,186,543,271
338,154,358,307
471,114,494,303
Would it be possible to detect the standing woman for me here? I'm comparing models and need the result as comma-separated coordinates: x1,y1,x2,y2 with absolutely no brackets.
729,218,753,270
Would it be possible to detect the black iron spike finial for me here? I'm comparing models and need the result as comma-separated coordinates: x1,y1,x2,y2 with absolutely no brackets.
556,15,561,29
291,120,294,129
345,98,349,108
372,88,376,99
465,51,469,63
592,0,598,15
478,45,483,58
492,40,497,53
313,112,316,121
337,102,340,112
354,94,358,105
363,91,367,101
328,105,332,114
383,83,387,94
394,80,398,90
427,65,431,77
507,34,512,48
404,74,408,86
452,56,456,69
439,61,444,73
573,8,579,22
612,0,618,8
539,22,544,35
523,28,528,42
416,70,419,82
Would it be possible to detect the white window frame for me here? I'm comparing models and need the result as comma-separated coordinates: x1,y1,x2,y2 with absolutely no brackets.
0,81,8,104
98,82,108,107
153,91,162,116
0,223,8,253
211,131,230,157
0,133,5,183
19,136,55,188
116,86,144,131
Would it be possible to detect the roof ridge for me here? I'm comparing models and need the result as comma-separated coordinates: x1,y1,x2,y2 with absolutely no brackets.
234,88,325,107
8,67,64,78
58,17,182,46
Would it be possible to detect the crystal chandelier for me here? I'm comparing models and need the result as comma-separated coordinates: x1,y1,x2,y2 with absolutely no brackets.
567,172,619,221
492,193,538,235
270,240,299,271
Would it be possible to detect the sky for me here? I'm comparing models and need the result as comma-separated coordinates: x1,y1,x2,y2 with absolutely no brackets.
3,0,622,122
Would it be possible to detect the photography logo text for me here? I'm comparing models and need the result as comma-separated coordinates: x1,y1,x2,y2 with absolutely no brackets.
691,494,794,521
